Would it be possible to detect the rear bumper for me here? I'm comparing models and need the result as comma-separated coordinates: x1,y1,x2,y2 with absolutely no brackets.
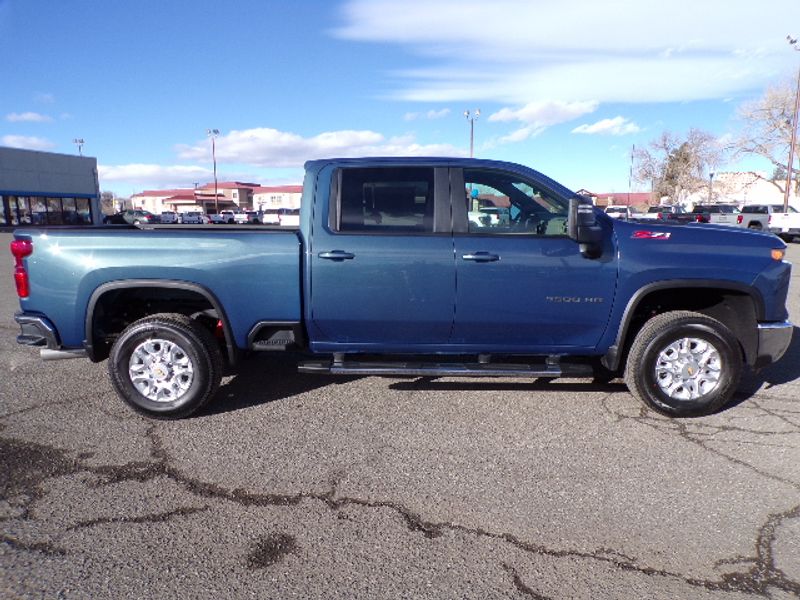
15,312,60,348
755,321,794,369
14,312,88,360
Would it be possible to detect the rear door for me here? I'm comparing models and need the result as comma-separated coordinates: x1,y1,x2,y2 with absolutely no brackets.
309,166,455,350
450,167,617,351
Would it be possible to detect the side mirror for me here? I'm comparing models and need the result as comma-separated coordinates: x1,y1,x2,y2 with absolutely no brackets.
568,197,604,258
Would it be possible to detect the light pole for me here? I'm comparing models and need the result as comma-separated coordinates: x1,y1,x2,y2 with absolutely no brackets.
709,171,715,203
73,138,85,156
464,109,480,158
206,128,220,214
785,36,800,211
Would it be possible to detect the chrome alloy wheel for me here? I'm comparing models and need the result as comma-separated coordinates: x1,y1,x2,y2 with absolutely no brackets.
128,338,194,402
654,337,722,401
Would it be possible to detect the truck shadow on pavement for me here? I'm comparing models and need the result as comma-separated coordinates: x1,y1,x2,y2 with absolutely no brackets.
733,325,800,404
198,353,361,417
201,327,800,417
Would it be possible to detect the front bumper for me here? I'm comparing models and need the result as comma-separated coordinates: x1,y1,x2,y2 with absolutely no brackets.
755,321,794,369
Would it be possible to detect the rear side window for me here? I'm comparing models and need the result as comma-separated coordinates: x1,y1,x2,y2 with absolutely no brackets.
334,167,435,233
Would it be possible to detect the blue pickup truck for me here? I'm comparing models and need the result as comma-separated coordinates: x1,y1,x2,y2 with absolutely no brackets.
10,157,794,419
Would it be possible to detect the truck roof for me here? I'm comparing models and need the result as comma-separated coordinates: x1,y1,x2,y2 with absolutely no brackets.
303,156,576,198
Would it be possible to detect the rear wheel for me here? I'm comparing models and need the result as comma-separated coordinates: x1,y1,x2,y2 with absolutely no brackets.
108,313,223,418
625,311,742,417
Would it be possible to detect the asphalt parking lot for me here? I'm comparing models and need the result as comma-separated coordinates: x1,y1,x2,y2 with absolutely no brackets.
1,232,799,599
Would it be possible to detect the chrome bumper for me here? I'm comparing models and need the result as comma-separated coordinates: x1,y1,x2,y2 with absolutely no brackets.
755,321,794,368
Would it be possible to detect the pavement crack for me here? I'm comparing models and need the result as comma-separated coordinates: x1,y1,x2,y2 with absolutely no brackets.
502,562,553,599
66,506,210,531
0,533,67,556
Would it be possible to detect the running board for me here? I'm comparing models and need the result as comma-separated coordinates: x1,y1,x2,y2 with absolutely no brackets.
298,356,593,378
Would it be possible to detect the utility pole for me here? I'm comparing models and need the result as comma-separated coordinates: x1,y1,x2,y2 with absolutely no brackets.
709,171,715,203
464,109,480,158
206,129,220,214
785,36,800,211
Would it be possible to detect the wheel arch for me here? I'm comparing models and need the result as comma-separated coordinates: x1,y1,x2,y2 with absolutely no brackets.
85,279,238,364
602,280,764,371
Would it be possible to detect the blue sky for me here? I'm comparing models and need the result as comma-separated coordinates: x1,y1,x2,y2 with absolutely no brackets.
1,0,799,196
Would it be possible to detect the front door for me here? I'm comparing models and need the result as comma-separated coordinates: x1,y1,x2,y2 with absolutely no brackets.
450,167,617,352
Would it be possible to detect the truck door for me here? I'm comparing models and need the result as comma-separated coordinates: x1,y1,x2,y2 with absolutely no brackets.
308,166,455,351
450,167,617,351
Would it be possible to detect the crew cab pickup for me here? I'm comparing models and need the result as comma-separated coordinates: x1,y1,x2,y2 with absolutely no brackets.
737,204,800,241
10,157,794,419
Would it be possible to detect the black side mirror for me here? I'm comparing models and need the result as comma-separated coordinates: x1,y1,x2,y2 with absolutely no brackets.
568,197,604,258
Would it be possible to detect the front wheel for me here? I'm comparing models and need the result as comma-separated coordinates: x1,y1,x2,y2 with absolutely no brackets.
108,313,224,418
624,311,742,417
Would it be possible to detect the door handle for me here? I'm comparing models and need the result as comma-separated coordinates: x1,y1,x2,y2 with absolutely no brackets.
462,252,500,262
318,250,355,260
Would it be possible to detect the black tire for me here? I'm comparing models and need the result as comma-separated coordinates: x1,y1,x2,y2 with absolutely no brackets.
624,311,742,418
108,313,224,418
748,222,762,230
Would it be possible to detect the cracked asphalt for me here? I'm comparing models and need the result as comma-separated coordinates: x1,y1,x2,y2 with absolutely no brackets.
1,232,799,600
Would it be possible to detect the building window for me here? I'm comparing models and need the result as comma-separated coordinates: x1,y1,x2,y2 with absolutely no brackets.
15,196,32,224
46,197,64,225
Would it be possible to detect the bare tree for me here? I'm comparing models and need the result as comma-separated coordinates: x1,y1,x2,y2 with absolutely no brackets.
733,78,799,195
633,129,724,204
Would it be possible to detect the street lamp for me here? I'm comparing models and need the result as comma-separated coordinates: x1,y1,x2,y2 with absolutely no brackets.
206,128,220,214
785,35,800,211
709,171,715,203
464,109,480,158
73,138,85,156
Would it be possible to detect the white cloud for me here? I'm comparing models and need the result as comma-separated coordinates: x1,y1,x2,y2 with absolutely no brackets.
335,0,799,104
6,111,53,123
487,100,598,142
404,108,451,121
1,135,56,150
176,127,465,167
572,116,641,136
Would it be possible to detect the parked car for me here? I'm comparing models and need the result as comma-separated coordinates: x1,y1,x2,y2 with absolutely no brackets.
278,207,301,227
737,204,800,241
103,209,157,225
210,209,249,224
160,211,181,224
691,204,740,226
645,205,695,223
258,208,281,225
604,205,631,219
638,206,666,220
181,211,210,224
245,211,263,224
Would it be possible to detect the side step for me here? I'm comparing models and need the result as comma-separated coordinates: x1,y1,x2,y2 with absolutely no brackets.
298,355,593,378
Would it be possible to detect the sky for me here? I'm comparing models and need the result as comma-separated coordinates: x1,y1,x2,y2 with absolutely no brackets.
1,0,799,197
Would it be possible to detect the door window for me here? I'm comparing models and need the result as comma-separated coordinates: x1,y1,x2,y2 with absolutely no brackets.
463,169,569,236
334,167,435,233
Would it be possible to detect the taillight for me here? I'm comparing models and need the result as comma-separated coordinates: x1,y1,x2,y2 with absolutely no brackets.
768,215,772,224
10,239,33,298
737,215,743,224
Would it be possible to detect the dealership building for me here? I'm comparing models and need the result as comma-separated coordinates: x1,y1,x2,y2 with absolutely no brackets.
0,146,101,227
